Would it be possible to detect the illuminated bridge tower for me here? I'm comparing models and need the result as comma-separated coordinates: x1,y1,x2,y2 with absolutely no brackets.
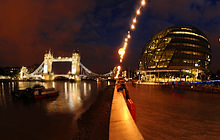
19,49,109,81
70,50,81,81
43,50,54,80
20,66,28,79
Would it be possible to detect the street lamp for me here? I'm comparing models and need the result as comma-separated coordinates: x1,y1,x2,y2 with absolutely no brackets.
118,48,125,56
195,63,199,81
141,0,146,6
115,65,122,79
118,48,125,63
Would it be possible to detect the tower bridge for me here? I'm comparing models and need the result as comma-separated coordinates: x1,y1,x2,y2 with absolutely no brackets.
20,50,113,81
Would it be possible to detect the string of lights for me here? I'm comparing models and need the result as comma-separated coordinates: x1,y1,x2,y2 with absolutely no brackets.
116,0,147,78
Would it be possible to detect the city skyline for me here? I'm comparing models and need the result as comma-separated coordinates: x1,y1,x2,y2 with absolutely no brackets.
0,0,220,73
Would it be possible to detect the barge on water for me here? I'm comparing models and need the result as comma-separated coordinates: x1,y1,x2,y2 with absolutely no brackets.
12,84,59,99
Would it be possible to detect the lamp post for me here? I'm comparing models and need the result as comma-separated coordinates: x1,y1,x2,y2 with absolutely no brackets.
118,48,125,63
195,63,199,81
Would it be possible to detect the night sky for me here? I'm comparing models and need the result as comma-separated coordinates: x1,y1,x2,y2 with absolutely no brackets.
0,0,220,74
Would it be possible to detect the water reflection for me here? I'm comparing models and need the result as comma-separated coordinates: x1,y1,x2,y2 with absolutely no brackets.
0,81,101,114
0,82,15,109
0,81,105,140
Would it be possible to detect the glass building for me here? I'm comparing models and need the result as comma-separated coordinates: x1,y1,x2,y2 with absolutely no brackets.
137,25,211,82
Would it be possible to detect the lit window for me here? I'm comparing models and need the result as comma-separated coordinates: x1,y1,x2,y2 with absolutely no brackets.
172,31,208,41
171,43,202,49
180,51,203,56
181,28,192,31
149,66,156,68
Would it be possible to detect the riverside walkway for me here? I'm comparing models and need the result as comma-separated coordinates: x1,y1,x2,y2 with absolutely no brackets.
109,81,144,140
75,81,143,140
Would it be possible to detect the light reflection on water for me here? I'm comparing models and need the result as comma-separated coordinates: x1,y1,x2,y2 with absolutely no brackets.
4,81,101,114
0,81,108,112
0,81,106,140
46,82,84,113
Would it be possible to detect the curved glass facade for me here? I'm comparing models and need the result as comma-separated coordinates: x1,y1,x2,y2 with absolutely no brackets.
138,25,212,82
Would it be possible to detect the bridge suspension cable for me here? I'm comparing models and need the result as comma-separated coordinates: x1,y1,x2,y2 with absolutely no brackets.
79,62,113,77
30,61,44,76
22,61,112,79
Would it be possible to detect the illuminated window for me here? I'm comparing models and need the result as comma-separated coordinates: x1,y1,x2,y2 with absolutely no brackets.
172,31,208,41
181,28,192,31
171,43,202,49
173,36,201,42
180,51,203,56
148,66,156,68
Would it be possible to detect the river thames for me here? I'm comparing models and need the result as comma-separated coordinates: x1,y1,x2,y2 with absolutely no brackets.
1,81,220,140
127,83,220,140
0,80,110,140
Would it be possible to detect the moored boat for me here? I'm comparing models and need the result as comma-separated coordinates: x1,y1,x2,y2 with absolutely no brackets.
12,85,59,99
33,87,59,99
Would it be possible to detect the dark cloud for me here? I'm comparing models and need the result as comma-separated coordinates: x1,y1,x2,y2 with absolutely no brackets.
0,0,95,65
0,0,220,73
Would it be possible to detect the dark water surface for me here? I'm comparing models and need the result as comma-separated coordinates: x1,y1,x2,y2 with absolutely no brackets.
127,83,220,140
0,81,109,140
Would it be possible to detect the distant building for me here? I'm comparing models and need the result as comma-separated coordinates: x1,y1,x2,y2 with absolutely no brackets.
137,25,212,82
